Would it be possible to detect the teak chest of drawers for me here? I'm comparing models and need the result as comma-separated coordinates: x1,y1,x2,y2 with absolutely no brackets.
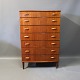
19,10,61,69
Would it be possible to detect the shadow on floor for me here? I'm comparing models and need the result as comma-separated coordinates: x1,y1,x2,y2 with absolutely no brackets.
28,62,57,67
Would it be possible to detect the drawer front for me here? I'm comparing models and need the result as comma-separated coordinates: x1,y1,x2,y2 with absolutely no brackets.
20,12,39,17
21,48,59,55
20,11,60,17
21,41,60,48
20,33,60,40
20,18,60,25
21,41,46,48
22,54,59,62
20,26,60,33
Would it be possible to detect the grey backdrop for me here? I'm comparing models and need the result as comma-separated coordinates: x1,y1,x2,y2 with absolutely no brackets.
0,0,80,58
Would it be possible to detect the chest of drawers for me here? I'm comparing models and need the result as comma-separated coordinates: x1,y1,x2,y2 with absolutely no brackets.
19,10,61,69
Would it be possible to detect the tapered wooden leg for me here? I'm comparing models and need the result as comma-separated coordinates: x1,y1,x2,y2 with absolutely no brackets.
56,62,59,68
22,62,24,69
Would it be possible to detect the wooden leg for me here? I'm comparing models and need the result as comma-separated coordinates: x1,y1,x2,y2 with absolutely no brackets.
22,62,24,69
56,62,59,68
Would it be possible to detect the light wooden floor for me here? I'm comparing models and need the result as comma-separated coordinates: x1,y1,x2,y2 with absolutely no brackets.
0,57,80,80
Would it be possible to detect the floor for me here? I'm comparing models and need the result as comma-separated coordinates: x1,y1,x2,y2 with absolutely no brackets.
0,57,80,80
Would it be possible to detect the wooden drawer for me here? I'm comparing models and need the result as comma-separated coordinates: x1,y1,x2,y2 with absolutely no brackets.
20,11,60,17
20,33,60,40
20,18,60,25
20,26,60,33
21,48,59,55
21,41,60,48
22,54,59,62
21,41,45,48
20,12,39,17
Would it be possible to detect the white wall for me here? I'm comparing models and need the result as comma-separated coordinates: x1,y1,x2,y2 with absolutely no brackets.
0,0,80,58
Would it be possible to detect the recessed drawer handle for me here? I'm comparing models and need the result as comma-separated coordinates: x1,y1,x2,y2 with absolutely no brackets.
24,28,29,30
24,36,29,38
51,50,56,52
51,28,57,30
51,43,56,45
52,13,56,16
25,57,30,59
25,43,30,45
51,35,56,38
25,50,30,53
52,20,56,22
24,20,29,22
50,57,55,59
25,14,29,16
